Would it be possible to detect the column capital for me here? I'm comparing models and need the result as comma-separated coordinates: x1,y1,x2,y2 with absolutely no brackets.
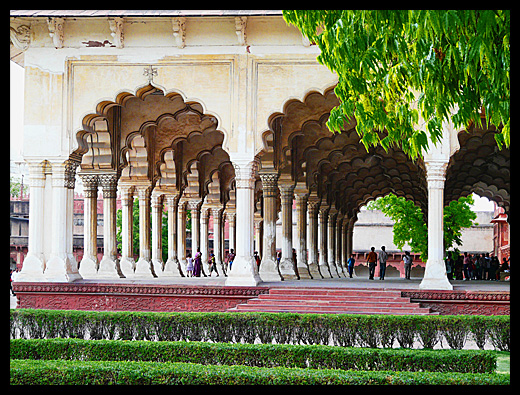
279,182,295,194
99,173,119,198
166,193,180,206
27,162,46,187
328,207,338,222
225,211,236,222
136,185,152,200
211,206,224,217
201,207,211,221
233,159,258,189
259,172,279,197
188,199,203,211
151,193,164,208
64,159,79,189
425,160,448,189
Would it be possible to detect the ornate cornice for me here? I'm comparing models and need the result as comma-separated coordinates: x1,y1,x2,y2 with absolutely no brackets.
13,282,269,298
402,290,510,302
10,25,31,51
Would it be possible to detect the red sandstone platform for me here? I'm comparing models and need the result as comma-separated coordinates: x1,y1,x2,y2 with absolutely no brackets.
12,277,509,315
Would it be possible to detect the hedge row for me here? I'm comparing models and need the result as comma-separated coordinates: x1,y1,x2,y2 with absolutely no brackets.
10,309,510,351
10,359,510,385
10,338,497,373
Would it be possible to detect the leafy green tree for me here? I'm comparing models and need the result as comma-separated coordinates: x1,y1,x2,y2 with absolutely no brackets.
283,10,510,158
10,176,21,198
367,193,477,260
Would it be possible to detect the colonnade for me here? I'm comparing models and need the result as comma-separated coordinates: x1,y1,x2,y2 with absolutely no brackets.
77,177,237,280
16,158,453,290
258,172,356,282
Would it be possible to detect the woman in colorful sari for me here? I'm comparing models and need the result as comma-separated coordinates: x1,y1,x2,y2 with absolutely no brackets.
193,249,202,277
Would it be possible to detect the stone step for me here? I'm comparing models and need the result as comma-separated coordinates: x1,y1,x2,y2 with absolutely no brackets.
257,294,409,303
231,304,435,315
247,299,414,307
267,288,403,297
227,286,438,315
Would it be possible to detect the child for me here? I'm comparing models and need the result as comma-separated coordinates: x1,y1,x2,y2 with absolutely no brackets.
186,252,194,277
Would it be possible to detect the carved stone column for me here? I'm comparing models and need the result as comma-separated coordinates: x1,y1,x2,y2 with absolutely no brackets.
327,208,339,277
318,205,332,278
200,207,211,274
227,211,236,252
118,185,135,277
225,160,262,286
259,172,281,281
420,160,453,290
279,182,299,280
307,195,322,279
295,189,311,279
79,174,100,277
346,217,356,277
16,163,46,281
254,218,263,258
211,207,224,275
98,173,123,278
65,161,79,273
189,200,203,256
335,213,345,277
151,193,165,277
44,161,82,282
341,218,349,274
164,194,183,276
177,200,188,271
135,185,154,277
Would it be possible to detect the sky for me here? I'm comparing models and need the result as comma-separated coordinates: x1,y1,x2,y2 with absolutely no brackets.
9,61,494,211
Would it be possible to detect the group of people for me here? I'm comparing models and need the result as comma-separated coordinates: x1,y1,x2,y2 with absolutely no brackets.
446,251,510,281
363,246,413,280
184,249,235,277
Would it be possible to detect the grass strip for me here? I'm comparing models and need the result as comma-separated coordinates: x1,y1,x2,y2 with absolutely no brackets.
10,359,510,385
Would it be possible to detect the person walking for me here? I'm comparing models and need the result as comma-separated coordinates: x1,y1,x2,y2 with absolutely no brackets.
226,249,235,271
347,254,356,278
403,251,413,280
193,250,202,277
463,252,471,280
367,247,377,280
254,251,261,270
208,252,219,277
489,256,499,280
445,252,454,280
484,252,491,280
378,246,388,280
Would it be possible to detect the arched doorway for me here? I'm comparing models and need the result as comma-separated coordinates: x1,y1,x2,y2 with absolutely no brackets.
71,83,236,279
257,87,428,281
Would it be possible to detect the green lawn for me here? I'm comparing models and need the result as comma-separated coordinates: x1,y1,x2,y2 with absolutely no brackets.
495,351,510,374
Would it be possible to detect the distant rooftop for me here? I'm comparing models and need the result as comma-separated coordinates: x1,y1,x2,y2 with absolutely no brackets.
10,10,283,17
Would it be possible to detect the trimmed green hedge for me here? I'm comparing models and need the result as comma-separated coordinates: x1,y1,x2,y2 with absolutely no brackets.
10,338,497,373
10,359,510,385
10,309,510,351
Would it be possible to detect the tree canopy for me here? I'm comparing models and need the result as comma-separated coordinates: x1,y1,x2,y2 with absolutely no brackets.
283,10,510,159
367,194,477,261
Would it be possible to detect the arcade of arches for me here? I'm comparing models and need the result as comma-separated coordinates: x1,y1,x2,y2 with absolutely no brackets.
11,12,509,290
17,85,509,290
